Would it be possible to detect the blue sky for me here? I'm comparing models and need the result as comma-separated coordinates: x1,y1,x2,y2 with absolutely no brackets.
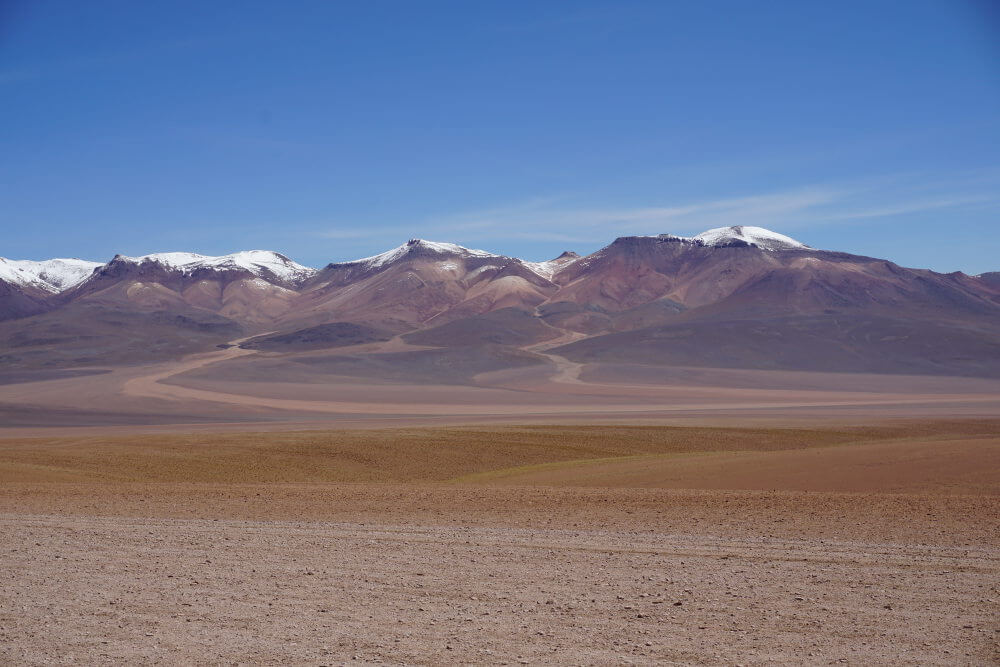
2,1,998,273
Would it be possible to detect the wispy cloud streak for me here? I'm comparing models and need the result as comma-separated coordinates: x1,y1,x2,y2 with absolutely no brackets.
318,172,1000,252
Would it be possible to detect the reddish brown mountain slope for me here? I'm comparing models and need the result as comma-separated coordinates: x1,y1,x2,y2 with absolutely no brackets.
2,229,998,377
289,240,558,332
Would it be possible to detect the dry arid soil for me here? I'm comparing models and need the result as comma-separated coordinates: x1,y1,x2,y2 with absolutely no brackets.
1,422,998,665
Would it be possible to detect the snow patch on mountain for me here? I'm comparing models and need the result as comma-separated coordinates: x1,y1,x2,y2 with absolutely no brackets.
521,252,580,279
520,260,559,279
0,257,102,292
692,226,807,251
116,250,316,282
347,239,499,270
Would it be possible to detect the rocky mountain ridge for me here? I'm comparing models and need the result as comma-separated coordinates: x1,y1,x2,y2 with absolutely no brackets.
2,226,998,377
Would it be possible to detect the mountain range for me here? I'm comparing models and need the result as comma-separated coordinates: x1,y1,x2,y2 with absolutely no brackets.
2,225,999,377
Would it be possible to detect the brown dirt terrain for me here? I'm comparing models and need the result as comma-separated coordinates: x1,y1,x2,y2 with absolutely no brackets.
0,422,995,485
466,435,1000,495
3,330,1000,433
1,422,998,664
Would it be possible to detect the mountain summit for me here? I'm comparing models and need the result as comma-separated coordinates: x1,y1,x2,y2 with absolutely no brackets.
109,250,316,284
0,257,102,293
336,239,500,272
692,225,808,250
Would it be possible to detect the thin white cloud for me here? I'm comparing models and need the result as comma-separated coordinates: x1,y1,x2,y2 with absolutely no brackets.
818,195,995,221
316,172,1000,252
417,187,843,242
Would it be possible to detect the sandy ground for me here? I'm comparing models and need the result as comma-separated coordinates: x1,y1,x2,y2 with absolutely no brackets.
0,423,998,664
2,337,1000,432
469,435,1000,494
0,348,1000,435
3,511,997,666
1,340,998,664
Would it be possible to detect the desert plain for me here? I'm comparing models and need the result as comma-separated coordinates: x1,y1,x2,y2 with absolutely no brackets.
4,0,999,663
0,339,998,666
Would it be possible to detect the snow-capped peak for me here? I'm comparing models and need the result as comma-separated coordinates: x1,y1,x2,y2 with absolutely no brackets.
520,251,580,279
346,239,499,270
115,250,316,282
692,226,807,251
0,257,102,293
